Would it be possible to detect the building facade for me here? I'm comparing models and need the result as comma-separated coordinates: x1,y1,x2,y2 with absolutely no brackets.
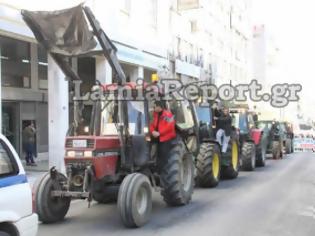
252,24,282,119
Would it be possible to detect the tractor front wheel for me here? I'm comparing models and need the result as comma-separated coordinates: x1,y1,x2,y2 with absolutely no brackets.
35,172,71,223
117,173,152,228
256,146,266,167
196,143,221,188
241,142,256,171
221,140,239,179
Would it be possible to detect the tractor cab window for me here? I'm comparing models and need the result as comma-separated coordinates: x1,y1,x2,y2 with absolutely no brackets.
231,113,238,128
231,112,249,132
169,100,194,130
101,101,118,135
127,101,145,135
196,104,212,127
279,123,286,134
101,100,145,136
69,101,93,136
239,113,248,133
248,114,255,129
258,121,271,131
101,100,118,135
169,99,197,153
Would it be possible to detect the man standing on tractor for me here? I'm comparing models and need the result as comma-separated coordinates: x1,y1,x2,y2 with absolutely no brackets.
150,101,177,169
215,107,232,153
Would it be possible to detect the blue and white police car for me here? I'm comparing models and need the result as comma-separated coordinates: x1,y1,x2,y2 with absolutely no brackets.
0,134,38,236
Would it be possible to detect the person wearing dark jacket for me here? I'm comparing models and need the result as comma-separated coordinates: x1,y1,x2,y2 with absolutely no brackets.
214,107,232,153
22,122,37,166
150,101,177,171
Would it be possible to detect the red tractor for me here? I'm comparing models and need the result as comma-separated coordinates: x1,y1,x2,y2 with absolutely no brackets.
229,104,265,171
22,5,198,227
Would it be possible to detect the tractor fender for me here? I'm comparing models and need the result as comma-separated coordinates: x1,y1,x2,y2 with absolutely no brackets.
200,139,221,151
250,129,262,145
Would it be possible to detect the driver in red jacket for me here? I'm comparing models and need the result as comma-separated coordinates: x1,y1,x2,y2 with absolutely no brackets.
150,101,177,171
150,101,176,142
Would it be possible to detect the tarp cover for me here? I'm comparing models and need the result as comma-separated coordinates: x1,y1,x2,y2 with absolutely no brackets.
21,4,97,56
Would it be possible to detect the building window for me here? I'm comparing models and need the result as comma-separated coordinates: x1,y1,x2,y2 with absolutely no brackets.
38,45,48,89
0,36,31,88
191,21,197,33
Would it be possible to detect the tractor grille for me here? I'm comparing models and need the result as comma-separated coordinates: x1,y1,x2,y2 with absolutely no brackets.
65,139,95,148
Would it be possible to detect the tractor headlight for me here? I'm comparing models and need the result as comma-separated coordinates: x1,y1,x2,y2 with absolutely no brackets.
84,151,93,157
84,126,89,133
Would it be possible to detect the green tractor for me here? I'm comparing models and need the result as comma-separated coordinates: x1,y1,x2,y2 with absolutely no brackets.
194,101,240,188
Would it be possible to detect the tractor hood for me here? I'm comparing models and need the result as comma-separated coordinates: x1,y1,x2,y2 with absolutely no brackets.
21,4,97,56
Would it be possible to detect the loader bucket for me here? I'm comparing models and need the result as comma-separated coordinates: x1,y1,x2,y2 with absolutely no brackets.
21,4,97,56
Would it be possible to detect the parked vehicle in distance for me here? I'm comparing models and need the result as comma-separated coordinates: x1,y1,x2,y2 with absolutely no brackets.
257,120,285,159
280,121,294,154
0,134,38,236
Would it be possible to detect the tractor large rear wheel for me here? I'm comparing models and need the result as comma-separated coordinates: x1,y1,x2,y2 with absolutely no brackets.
117,173,152,228
196,143,221,188
35,172,71,223
221,140,239,179
241,142,256,171
160,142,194,206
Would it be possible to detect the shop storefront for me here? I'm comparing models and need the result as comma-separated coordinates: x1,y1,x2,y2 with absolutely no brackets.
0,34,49,157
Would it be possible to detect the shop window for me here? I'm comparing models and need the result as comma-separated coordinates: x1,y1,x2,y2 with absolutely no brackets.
0,36,31,88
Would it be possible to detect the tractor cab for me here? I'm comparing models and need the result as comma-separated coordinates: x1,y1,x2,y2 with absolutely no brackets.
229,105,258,142
193,98,240,186
229,104,265,170
195,101,214,142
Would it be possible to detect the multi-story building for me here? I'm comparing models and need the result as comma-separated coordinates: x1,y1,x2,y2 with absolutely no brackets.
176,0,252,85
252,24,283,119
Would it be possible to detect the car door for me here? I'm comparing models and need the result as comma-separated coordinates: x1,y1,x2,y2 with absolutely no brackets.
0,137,32,223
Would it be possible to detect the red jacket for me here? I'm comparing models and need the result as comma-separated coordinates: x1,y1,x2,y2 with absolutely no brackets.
150,110,176,142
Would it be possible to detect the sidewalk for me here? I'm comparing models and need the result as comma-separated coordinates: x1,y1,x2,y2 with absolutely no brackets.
22,152,49,172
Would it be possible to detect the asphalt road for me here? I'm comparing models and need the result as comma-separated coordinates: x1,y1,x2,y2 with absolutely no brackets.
35,152,315,236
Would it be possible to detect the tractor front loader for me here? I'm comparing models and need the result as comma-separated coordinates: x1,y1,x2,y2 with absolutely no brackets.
22,5,198,228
